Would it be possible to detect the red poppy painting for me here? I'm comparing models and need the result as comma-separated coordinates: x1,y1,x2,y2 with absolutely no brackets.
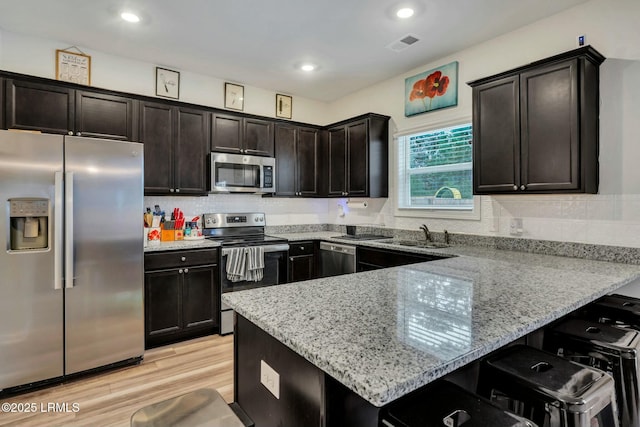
405,61,458,116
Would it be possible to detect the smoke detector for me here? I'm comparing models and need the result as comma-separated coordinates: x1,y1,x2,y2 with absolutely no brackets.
387,34,421,52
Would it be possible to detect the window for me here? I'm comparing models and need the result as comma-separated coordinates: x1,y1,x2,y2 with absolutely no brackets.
397,122,478,219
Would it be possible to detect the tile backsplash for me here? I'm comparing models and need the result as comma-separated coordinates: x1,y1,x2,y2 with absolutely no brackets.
146,193,640,249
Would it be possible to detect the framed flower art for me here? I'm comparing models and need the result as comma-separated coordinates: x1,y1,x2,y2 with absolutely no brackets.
405,61,458,117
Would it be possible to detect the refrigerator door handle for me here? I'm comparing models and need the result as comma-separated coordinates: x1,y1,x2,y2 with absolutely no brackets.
54,171,64,290
65,171,75,289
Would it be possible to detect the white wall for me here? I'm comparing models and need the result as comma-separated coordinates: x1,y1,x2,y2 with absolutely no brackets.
326,0,640,248
0,31,330,125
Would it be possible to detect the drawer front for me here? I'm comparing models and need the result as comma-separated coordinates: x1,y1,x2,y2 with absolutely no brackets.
288,241,314,256
145,249,219,270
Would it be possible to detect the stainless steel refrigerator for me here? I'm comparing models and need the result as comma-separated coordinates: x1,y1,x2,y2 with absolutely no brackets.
0,129,144,391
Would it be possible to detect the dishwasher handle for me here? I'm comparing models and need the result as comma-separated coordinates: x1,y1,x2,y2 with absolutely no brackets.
319,241,356,255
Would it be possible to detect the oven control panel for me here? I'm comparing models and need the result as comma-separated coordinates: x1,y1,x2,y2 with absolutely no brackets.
202,212,266,229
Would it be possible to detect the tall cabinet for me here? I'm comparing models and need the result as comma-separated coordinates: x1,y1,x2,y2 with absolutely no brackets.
324,113,389,198
139,101,210,195
469,46,605,194
274,124,321,197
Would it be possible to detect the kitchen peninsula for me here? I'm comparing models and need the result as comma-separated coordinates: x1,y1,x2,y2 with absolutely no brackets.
223,245,640,426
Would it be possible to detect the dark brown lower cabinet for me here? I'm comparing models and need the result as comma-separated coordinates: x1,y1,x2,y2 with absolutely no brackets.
144,249,219,349
235,314,382,427
288,241,316,282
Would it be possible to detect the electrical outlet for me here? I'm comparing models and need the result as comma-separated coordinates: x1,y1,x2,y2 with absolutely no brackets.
576,34,586,47
260,360,280,399
510,218,523,236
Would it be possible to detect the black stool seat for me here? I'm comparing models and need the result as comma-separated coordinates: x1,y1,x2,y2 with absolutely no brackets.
478,345,619,427
584,294,640,330
382,380,536,427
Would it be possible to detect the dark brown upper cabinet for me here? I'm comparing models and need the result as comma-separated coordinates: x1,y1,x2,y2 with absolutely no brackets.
139,101,210,195
323,113,389,198
5,78,137,140
274,124,321,197
211,112,274,157
469,46,605,194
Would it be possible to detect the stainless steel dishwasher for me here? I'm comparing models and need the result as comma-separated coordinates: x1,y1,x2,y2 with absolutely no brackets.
319,242,356,277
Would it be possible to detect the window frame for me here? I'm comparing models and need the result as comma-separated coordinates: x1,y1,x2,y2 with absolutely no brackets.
394,117,481,220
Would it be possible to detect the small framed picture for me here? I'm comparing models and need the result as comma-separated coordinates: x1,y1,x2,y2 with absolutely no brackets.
275,94,292,119
56,49,91,85
225,83,244,111
156,67,180,99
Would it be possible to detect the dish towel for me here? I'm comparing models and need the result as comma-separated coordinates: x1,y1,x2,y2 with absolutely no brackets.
223,247,265,282
245,246,265,282
223,247,247,282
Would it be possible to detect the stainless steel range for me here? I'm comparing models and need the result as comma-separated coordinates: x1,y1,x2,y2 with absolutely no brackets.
202,212,289,334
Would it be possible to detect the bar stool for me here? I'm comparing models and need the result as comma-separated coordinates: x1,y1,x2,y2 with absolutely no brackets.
582,294,640,330
477,345,619,427
544,317,640,427
381,380,537,427
130,388,247,427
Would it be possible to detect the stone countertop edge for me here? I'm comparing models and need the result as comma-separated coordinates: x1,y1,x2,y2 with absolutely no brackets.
222,249,640,408
144,239,221,252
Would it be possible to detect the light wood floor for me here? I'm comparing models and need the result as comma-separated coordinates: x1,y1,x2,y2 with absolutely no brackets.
0,334,234,427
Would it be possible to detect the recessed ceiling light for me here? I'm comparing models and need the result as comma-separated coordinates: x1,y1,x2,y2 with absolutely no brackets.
300,64,316,72
120,12,140,23
396,7,415,18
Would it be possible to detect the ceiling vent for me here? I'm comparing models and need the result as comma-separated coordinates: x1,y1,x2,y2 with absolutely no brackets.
387,34,421,52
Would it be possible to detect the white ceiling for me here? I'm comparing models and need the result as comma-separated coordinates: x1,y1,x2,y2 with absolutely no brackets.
0,0,588,102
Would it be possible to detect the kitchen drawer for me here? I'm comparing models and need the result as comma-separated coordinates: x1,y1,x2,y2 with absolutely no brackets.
145,248,219,270
288,241,314,256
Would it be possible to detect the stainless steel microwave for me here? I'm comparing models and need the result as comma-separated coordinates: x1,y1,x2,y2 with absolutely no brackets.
209,153,275,194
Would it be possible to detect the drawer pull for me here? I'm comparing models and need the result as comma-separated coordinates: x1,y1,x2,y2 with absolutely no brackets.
181,256,186,262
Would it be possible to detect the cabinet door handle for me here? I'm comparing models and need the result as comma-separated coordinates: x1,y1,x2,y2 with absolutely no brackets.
76,132,82,136
179,269,183,274
184,268,189,273
68,131,74,136
181,256,186,261
176,188,180,193
170,188,175,193
513,185,518,190
520,185,526,190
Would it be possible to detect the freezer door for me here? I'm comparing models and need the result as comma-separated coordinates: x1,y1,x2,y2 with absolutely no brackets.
0,130,64,389
64,136,144,375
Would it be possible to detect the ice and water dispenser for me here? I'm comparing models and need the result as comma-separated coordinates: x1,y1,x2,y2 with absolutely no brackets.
9,198,49,250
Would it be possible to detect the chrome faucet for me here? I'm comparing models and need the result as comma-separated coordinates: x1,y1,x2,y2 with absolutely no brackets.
419,224,432,242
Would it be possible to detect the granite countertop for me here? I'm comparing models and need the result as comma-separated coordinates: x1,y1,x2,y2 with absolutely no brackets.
144,239,221,252
223,242,640,407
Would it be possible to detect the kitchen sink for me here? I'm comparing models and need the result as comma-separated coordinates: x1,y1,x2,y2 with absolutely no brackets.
391,240,450,249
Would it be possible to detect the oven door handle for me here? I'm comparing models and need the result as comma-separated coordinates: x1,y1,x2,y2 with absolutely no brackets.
221,243,290,256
